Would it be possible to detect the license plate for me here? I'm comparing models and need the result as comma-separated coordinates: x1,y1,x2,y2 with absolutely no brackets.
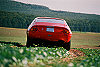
46,28,54,32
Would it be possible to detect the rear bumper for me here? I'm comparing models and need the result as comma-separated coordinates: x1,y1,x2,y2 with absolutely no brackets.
27,31,72,43
27,38,66,47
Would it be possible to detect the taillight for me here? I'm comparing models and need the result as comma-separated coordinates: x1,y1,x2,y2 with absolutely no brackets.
30,27,38,32
62,29,69,34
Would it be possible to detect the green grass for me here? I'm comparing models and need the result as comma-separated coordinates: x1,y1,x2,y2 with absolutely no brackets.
0,42,100,67
0,27,27,45
71,32,100,47
0,27,100,67
0,27,100,47
0,42,69,67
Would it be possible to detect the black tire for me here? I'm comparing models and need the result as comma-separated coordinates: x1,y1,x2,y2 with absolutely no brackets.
26,36,33,47
63,41,71,51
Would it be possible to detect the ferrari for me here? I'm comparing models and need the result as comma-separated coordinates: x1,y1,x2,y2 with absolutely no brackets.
26,17,72,50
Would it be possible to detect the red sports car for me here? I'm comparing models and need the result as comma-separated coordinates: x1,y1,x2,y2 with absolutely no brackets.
26,17,72,50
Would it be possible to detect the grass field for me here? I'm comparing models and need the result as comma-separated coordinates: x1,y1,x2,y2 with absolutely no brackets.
0,27,100,67
0,42,100,67
0,27,26,45
0,27,100,48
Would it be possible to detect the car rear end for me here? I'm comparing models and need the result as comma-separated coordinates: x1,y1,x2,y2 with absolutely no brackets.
26,17,72,50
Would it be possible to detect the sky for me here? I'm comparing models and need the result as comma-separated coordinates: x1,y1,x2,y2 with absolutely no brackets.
14,0,100,15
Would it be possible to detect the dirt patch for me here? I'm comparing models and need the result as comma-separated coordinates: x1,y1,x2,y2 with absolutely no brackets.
69,49,85,57
74,45,100,49
61,46,100,62
61,49,86,62
0,41,25,47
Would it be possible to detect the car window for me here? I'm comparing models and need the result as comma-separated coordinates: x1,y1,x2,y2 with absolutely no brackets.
36,19,64,24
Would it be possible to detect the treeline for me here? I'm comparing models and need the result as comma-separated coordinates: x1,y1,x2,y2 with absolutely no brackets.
0,11,37,28
0,11,100,32
0,0,100,32
65,18,100,32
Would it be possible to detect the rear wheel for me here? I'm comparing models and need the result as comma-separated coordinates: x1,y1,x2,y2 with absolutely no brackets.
63,41,71,51
26,36,33,47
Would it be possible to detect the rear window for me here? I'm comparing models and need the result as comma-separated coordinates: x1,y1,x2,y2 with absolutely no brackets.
35,18,65,24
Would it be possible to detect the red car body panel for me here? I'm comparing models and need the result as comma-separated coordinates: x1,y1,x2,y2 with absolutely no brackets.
27,17,72,43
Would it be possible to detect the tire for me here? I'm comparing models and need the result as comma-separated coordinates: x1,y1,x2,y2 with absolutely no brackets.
63,41,71,51
26,36,33,47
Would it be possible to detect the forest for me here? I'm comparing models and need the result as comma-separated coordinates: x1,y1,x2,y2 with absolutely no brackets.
0,11,37,28
0,0,100,32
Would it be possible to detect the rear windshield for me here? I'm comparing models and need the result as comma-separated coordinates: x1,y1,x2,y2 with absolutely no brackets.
35,18,65,24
